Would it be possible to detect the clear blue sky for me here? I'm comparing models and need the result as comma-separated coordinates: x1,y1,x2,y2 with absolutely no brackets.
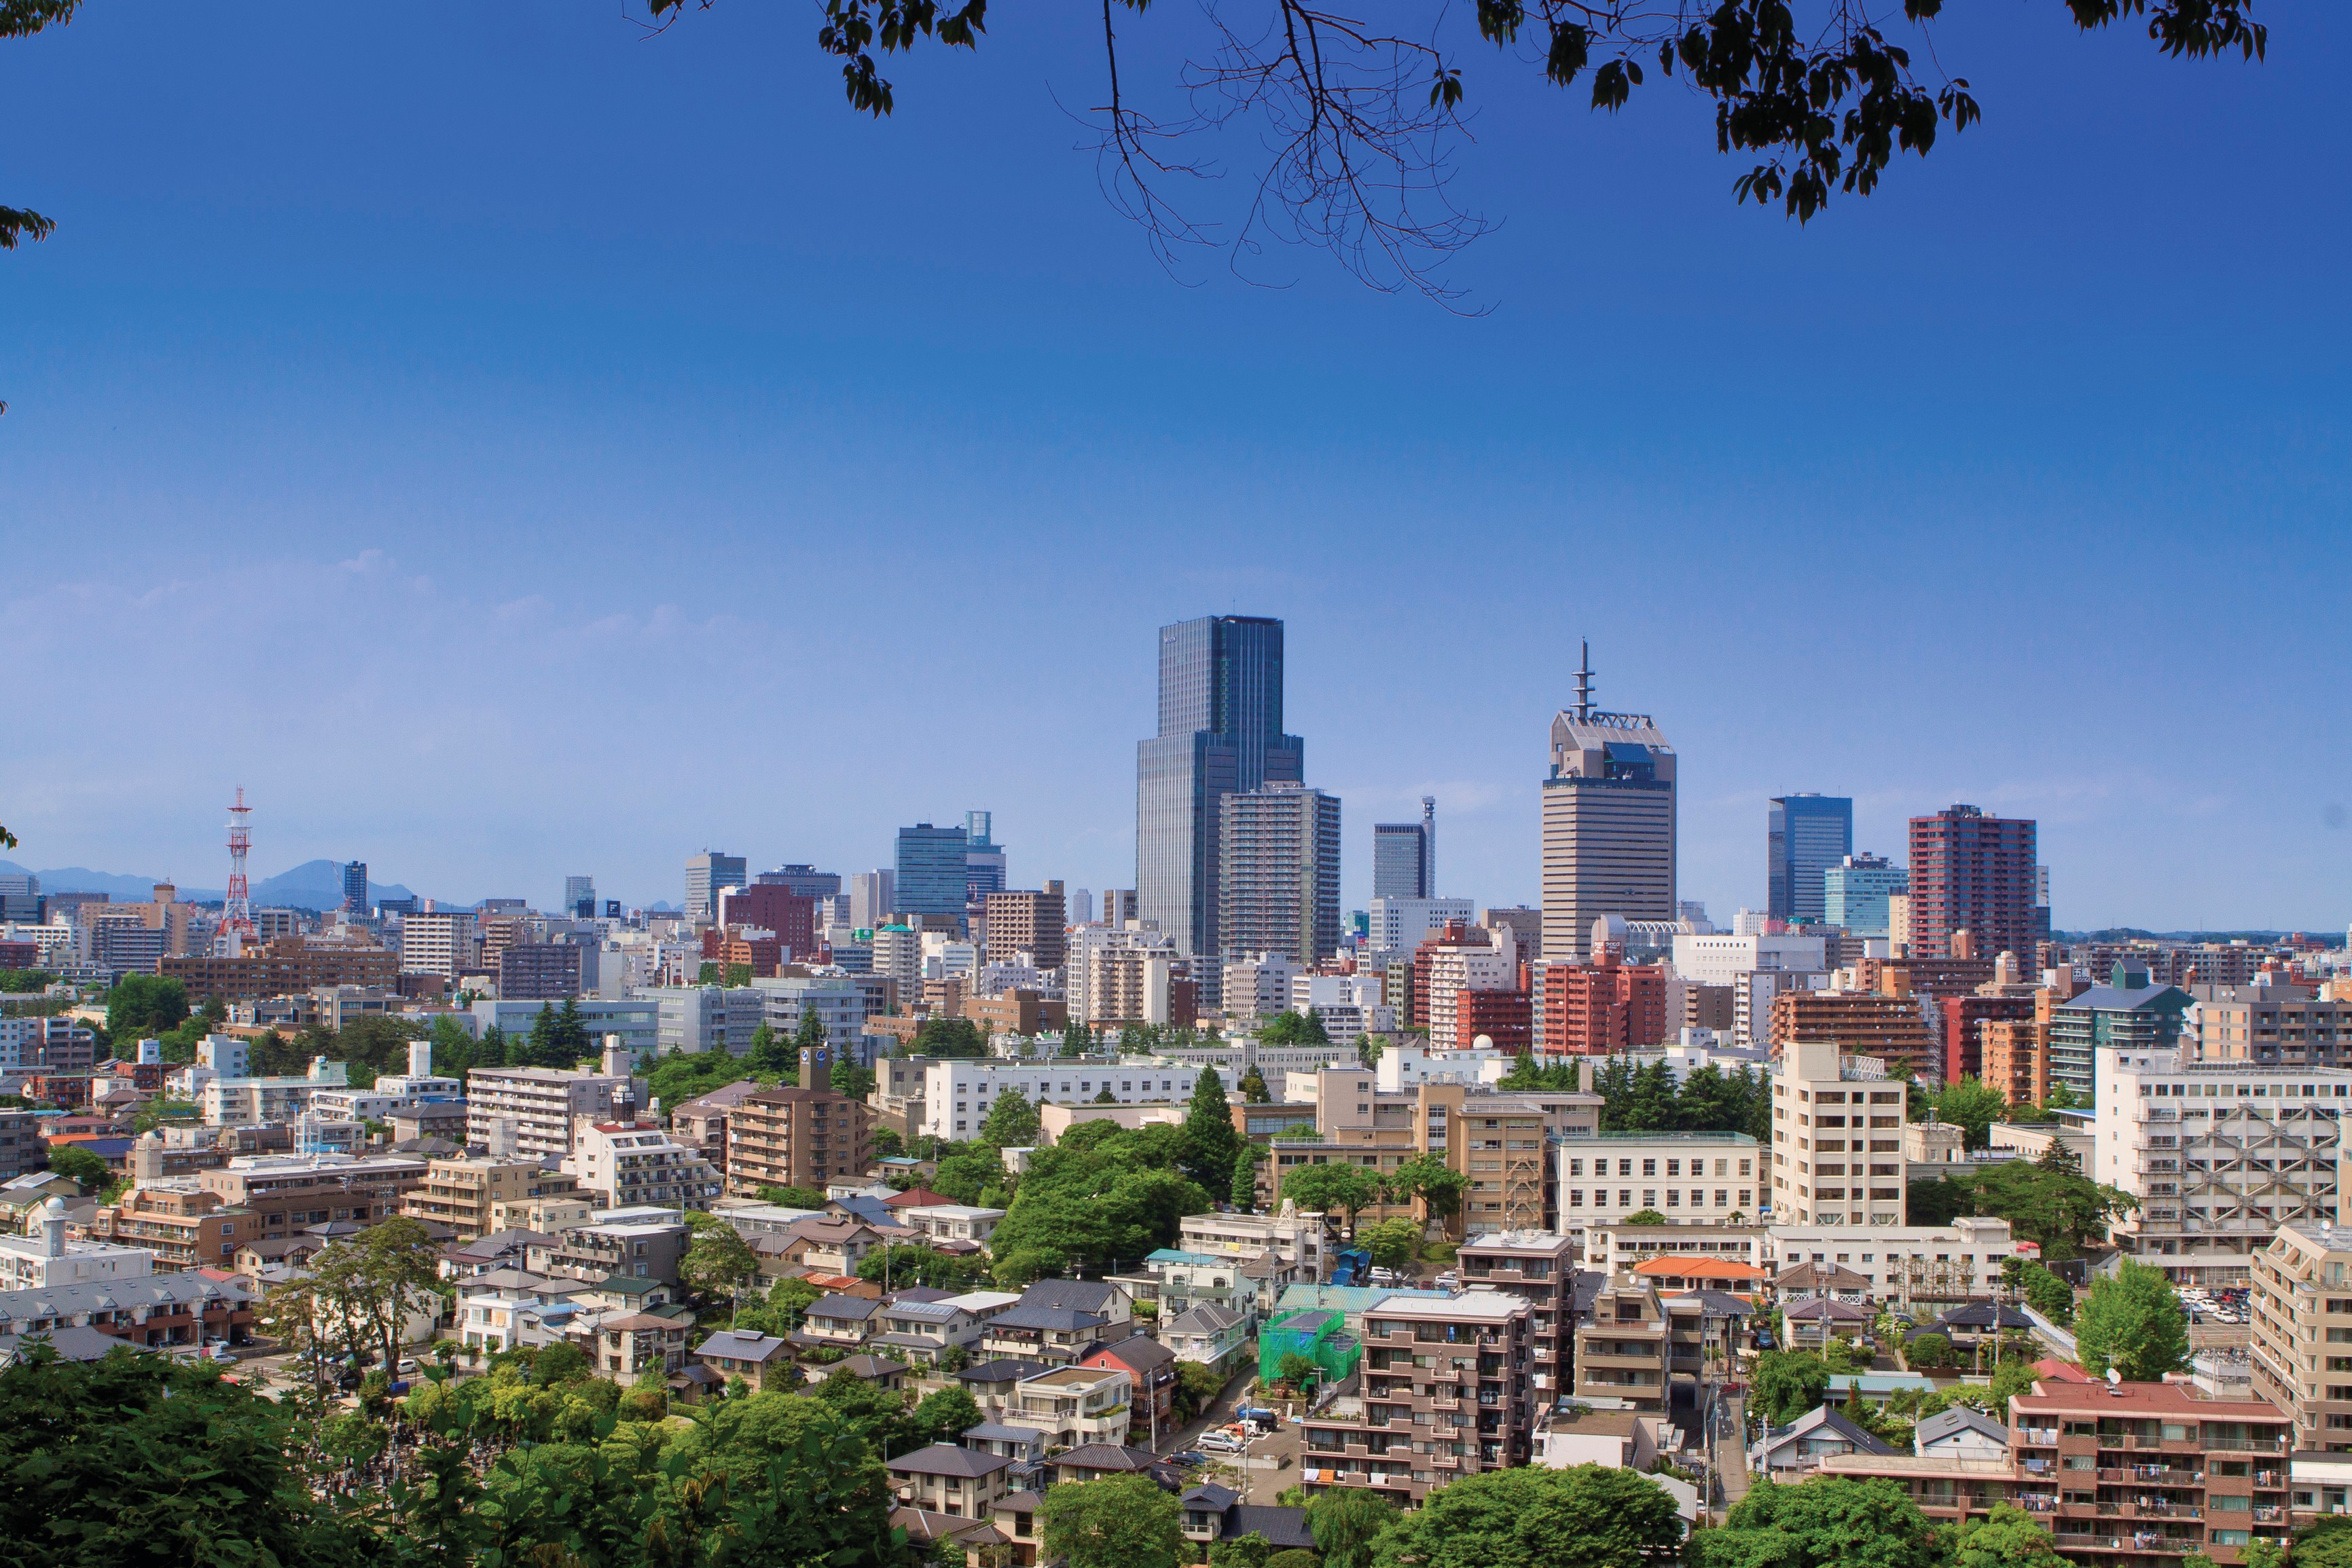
5,4,2348,929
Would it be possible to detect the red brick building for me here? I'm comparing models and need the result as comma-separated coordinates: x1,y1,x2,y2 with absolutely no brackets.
1940,994,2035,1084
1454,987,1534,1054
717,886,818,960
1534,953,1666,1057
1906,805,2039,964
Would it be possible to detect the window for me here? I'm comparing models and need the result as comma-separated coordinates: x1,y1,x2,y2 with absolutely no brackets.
1642,1160,1657,1178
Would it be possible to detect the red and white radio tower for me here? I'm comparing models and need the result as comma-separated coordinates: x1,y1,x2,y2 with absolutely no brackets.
222,786,258,951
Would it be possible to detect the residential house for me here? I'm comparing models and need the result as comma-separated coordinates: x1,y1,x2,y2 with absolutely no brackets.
956,1357,1055,1417
585,1312,691,1377
1772,1260,1872,1305
898,1204,1005,1247
1005,1365,1132,1450
1041,1444,1160,1487
800,1292,880,1349
1755,1405,1898,1479
693,1329,795,1391
1081,1334,1178,1449
1159,1304,1249,1375
887,1443,1015,1520
1177,1484,1316,1554
1915,1406,2010,1460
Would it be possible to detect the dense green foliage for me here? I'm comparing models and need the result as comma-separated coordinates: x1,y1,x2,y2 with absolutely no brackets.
987,1120,1209,1283
1371,1463,1684,1568
43,1143,109,1192
855,1243,996,1290
1905,1159,2134,1260
981,1085,1041,1145
1948,1504,2065,1568
1914,1075,2011,1149
1308,1487,1399,1568
1502,1053,1770,1139
1751,1349,1834,1426
1041,1472,1184,1568
1697,1476,1944,1568
2075,1258,2191,1382
1256,1009,1332,1046
105,973,189,1036
0,968,54,993
1180,1061,1243,1191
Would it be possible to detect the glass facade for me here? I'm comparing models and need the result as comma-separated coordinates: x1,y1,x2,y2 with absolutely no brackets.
1767,795,1853,924
1822,854,1907,937
894,824,971,918
1136,616,1303,959
1372,822,1430,899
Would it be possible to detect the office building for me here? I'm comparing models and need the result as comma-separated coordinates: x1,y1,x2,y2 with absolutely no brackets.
1136,615,1304,963
338,861,369,913
2096,1048,2352,1286
685,852,748,925
1540,647,1676,965
498,942,583,1002
1767,795,1852,925
645,985,763,1057
1822,853,1907,937
1767,1039,1907,1227
757,864,842,900
563,875,596,919
964,811,1006,902
717,884,818,958
469,997,658,1061
1218,782,1342,970
1481,905,1544,966
1561,1133,1763,1229
848,871,895,930
894,824,971,921
1905,805,2038,963
1371,799,1436,900
1366,896,1474,957
984,888,1068,969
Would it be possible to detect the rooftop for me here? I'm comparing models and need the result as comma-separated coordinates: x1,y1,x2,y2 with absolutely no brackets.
2012,1381,2287,1416
1367,1289,1525,1324
1582,1131,1760,1144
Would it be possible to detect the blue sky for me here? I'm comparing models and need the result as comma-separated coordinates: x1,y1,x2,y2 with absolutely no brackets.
4,3,2348,928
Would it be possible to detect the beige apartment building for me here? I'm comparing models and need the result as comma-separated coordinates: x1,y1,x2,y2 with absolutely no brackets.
465,1064,640,1163
1769,1039,1907,1226
724,1086,873,1197
402,1156,584,1241
2251,1220,2352,1453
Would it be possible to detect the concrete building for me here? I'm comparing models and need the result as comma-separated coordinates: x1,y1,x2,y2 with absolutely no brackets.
1136,614,1304,969
1365,896,1474,958
1536,949,1668,1057
2251,1221,2352,1453
2046,972,2192,1101
919,1059,1233,1142
1824,853,1908,938
1064,922,1188,1027
564,1120,723,1211
466,1065,643,1162
1297,1290,1536,1506
1768,795,1852,926
1905,805,2038,964
1223,952,1303,1021
1417,922,1520,1053
1768,1039,1908,1228
200,1057,350,1127
983,890,1067,969
1760,1216,2023,1307
1218,782,1342,970
469,998,659,1063
1771,991,1938,1081
0,1199,155,1290
1669,930,1828,988
2097,1049,2352,1286
398,909,474,979
2192,981,2352,1068
724,1086,873,1196
1456,1230,1576,1398
646,985,764,1057
1560,1133,1764,1228
894,824,971,922
1540,649,1676,964
402,1156,584,1241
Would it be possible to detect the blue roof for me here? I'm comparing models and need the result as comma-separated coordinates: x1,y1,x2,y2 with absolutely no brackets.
1146,1249,1223,1266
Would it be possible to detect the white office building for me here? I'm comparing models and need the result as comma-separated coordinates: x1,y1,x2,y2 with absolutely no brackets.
1224,953,1302,1020
469,997,659,1062
642,986,763,1057
1762,1215,2025,1304
920,1059,1237,1141
1367,896,1474,955
1669,931,1828,988
1560,1133,1765,1230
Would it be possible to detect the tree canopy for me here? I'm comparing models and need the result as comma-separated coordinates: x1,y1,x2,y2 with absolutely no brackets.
1370,1463,1684,1568
2074,1258,2190,1383
1040,1472,1184,1568
1904,1158,2133,1260
1697,1476,1944,1568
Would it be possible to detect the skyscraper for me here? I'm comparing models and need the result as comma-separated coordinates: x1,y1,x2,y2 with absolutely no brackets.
1136,615,1303,960
963,811,1007,902
1906,804,2038,962
563,875,596,919
1372,796,1436,899
848,870,895,930
1767,795,1853,924
685,852,747,924
1540,644,1676,964
894,824,971,920
1218,782,1343,968
340,861,369,914
1822,852,1907,937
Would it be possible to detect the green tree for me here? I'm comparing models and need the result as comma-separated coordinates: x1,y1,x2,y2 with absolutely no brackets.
1238,1067,1271,1101
1059,1021,1095,1057
682,1210,762,1302
1040,1472,1183,1568
911,1384,983,1445
1697,1476,1943,1568
1280,1161,1380,1234
1904,1332,1955,1370
857,1243,996,1292
1360,1216,1424,1271
2076,1258,2191,1383
1927,1076,2012,1150
981,1086,1041,1146
1752,1350,1834,1427
913,1017,988,1058
2018,1261,2076,1326
1180,1065,1243,1192
1231,1144,1262,1210
758,1183,830,1210
44,1143,109,1192
1622,1207,1667,1226
1308,1486,1399,1568
1257,1010,1333,1046
1371,1463,1683,1568
1387,1153,1468,1223
744,1022,793,1077
104,973,189,1036
1266,1552,1321,1568
1214,1534,1276,1568
1905,1158,2133,1262
1949,1504,2063,1568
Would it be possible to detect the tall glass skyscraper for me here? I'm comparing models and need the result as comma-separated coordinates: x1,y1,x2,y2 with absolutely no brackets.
1136,615,1303,960
1372,797,1436,899
1767,794,1853,925
894,824,971,919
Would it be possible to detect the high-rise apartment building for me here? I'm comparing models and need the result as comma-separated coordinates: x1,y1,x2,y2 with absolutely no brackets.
1767,795,1852,925
1905,805,2038,963
685,852,748,924
984,889,1068,969
2252,1222,2352,1453
2048,968,2190,1101
1767,1039,1908,1226
1371,798,1435,900
1822,852,1907,936
963,812,1006,902
1535,952,1667,1057
397,909,473,979
1218,782,1342,969
1769,991,1938,1080
341,861,369,913
725,1086,873,1196
1540,648,1676,964
1136,615,1303,962
894,824,971,920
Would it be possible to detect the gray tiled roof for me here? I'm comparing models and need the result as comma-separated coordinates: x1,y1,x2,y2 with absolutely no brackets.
889,1442,1014,1479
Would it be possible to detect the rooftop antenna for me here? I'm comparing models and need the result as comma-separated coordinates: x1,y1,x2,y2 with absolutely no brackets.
1573,640,1595,721
221,787,257,955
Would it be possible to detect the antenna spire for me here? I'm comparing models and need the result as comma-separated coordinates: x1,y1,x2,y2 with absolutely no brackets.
221,786,257,955
1573,640,1595,721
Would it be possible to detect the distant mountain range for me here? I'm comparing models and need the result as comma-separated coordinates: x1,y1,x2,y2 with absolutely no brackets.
0,858,416,912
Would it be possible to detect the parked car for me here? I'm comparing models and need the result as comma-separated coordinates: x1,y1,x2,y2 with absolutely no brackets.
1168,1451,1208,1468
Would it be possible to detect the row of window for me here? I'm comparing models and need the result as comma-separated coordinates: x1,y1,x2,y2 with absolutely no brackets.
1567,1156,1753,1178
1566,1188,1753,1209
